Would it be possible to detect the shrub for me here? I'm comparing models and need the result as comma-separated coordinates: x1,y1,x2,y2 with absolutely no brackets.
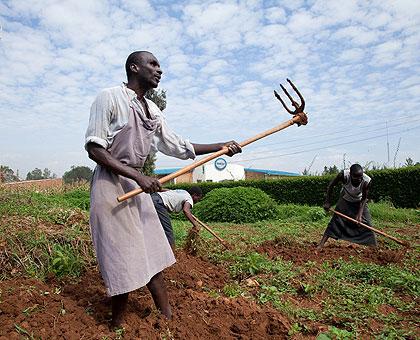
168,166,420,208
193,186,278,223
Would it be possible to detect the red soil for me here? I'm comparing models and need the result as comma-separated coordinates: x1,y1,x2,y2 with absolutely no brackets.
255,237,409,266
0,251,290,339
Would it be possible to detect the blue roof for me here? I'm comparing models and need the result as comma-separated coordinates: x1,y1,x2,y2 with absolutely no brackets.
244,168,300,176
154,168,182,175
154,167,299,177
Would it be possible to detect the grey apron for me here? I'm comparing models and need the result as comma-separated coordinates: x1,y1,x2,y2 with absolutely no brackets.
89,99,175,297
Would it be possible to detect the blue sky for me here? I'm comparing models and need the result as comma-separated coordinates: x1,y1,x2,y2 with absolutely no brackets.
1,0,419,178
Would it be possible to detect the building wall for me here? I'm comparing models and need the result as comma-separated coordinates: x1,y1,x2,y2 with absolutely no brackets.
175,172,193,183
192,161,245,183
245,171,265,180
156,171,193,184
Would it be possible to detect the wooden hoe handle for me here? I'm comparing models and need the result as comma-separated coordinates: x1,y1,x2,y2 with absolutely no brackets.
330,208,408,246
191,214,230,249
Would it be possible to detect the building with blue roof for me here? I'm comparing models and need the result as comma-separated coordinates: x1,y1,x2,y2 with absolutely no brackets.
153,159,300,184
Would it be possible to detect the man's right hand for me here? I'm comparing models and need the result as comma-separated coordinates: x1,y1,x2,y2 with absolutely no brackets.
135,174,162,193
323,201,331,212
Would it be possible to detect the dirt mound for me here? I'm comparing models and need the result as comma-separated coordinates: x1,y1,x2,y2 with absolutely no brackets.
255,237,408,265
0,250,290,339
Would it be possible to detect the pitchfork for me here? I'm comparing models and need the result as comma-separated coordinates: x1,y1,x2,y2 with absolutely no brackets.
117,79,308,202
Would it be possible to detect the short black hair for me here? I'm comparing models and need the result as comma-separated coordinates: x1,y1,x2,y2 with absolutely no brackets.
125,51,149,78
187,186,203,197
350,163,363,174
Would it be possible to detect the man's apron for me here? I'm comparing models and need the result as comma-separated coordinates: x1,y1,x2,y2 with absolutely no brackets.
89,100,175,297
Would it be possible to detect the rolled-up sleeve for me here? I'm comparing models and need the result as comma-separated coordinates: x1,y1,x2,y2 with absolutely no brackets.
84,90,114,150
152,114,196,160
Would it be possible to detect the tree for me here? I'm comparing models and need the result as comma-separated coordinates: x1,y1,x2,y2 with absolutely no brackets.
322,165,340,175
0,165,19,183
142,154,157,176
44,168,56,179
144,89,167,176
63,165,93,184
26,168,43,180
26,167,56,180
146,89,166,111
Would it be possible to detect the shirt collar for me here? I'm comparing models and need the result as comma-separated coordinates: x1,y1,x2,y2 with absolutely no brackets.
122,83,137,101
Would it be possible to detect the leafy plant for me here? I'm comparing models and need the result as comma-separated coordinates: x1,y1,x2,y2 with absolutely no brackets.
229,252,272,278
50,243,84,277
223,283,243,298
317,326,355,340
193,187,278,223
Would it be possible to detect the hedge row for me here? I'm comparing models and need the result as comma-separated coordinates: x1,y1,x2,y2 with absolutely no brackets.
166,166,420,208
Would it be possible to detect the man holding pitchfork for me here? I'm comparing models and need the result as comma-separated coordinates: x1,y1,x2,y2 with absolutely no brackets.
84,51,241,327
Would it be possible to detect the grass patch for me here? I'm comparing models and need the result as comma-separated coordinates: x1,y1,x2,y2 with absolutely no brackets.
369,201,420,224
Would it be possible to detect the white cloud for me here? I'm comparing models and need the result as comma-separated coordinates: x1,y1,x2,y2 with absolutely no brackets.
0,0,419,177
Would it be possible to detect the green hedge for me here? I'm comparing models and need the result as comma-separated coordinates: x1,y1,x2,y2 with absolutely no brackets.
166,166,420,208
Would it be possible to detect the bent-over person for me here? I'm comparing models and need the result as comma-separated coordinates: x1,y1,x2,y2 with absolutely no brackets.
317,164,377,250
151,187,203,249
85,51,241,327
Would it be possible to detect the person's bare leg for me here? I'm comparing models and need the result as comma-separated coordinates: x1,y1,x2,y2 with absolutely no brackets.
317,234,329,251
111,292,129,328
147,271,171,319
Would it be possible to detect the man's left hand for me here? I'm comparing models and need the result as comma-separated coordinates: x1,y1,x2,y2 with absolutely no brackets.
224,141,242,157
356,212,363,224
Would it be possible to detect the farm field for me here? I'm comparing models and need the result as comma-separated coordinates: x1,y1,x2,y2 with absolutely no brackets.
0,186,419,339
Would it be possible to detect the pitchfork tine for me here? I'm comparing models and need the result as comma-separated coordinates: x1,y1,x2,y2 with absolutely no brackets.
287,78,305,111
280,84,300,111
274,90,294,114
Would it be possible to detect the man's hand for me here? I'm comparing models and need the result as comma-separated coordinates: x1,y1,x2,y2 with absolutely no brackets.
135,174,162,193
224,140,242,157
323,201,331,212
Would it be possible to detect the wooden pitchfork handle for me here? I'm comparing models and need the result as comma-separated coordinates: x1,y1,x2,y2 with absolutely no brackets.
329,208,408,246
117,79,307,202
191,214,230,249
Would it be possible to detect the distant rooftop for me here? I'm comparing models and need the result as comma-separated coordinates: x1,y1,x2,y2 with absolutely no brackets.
154,168,182,175
154,167,300,176
244,168,300,176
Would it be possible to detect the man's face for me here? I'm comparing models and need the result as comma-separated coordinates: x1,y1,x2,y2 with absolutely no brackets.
192,194,202,204
133,52,162,89
350,170,363,186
